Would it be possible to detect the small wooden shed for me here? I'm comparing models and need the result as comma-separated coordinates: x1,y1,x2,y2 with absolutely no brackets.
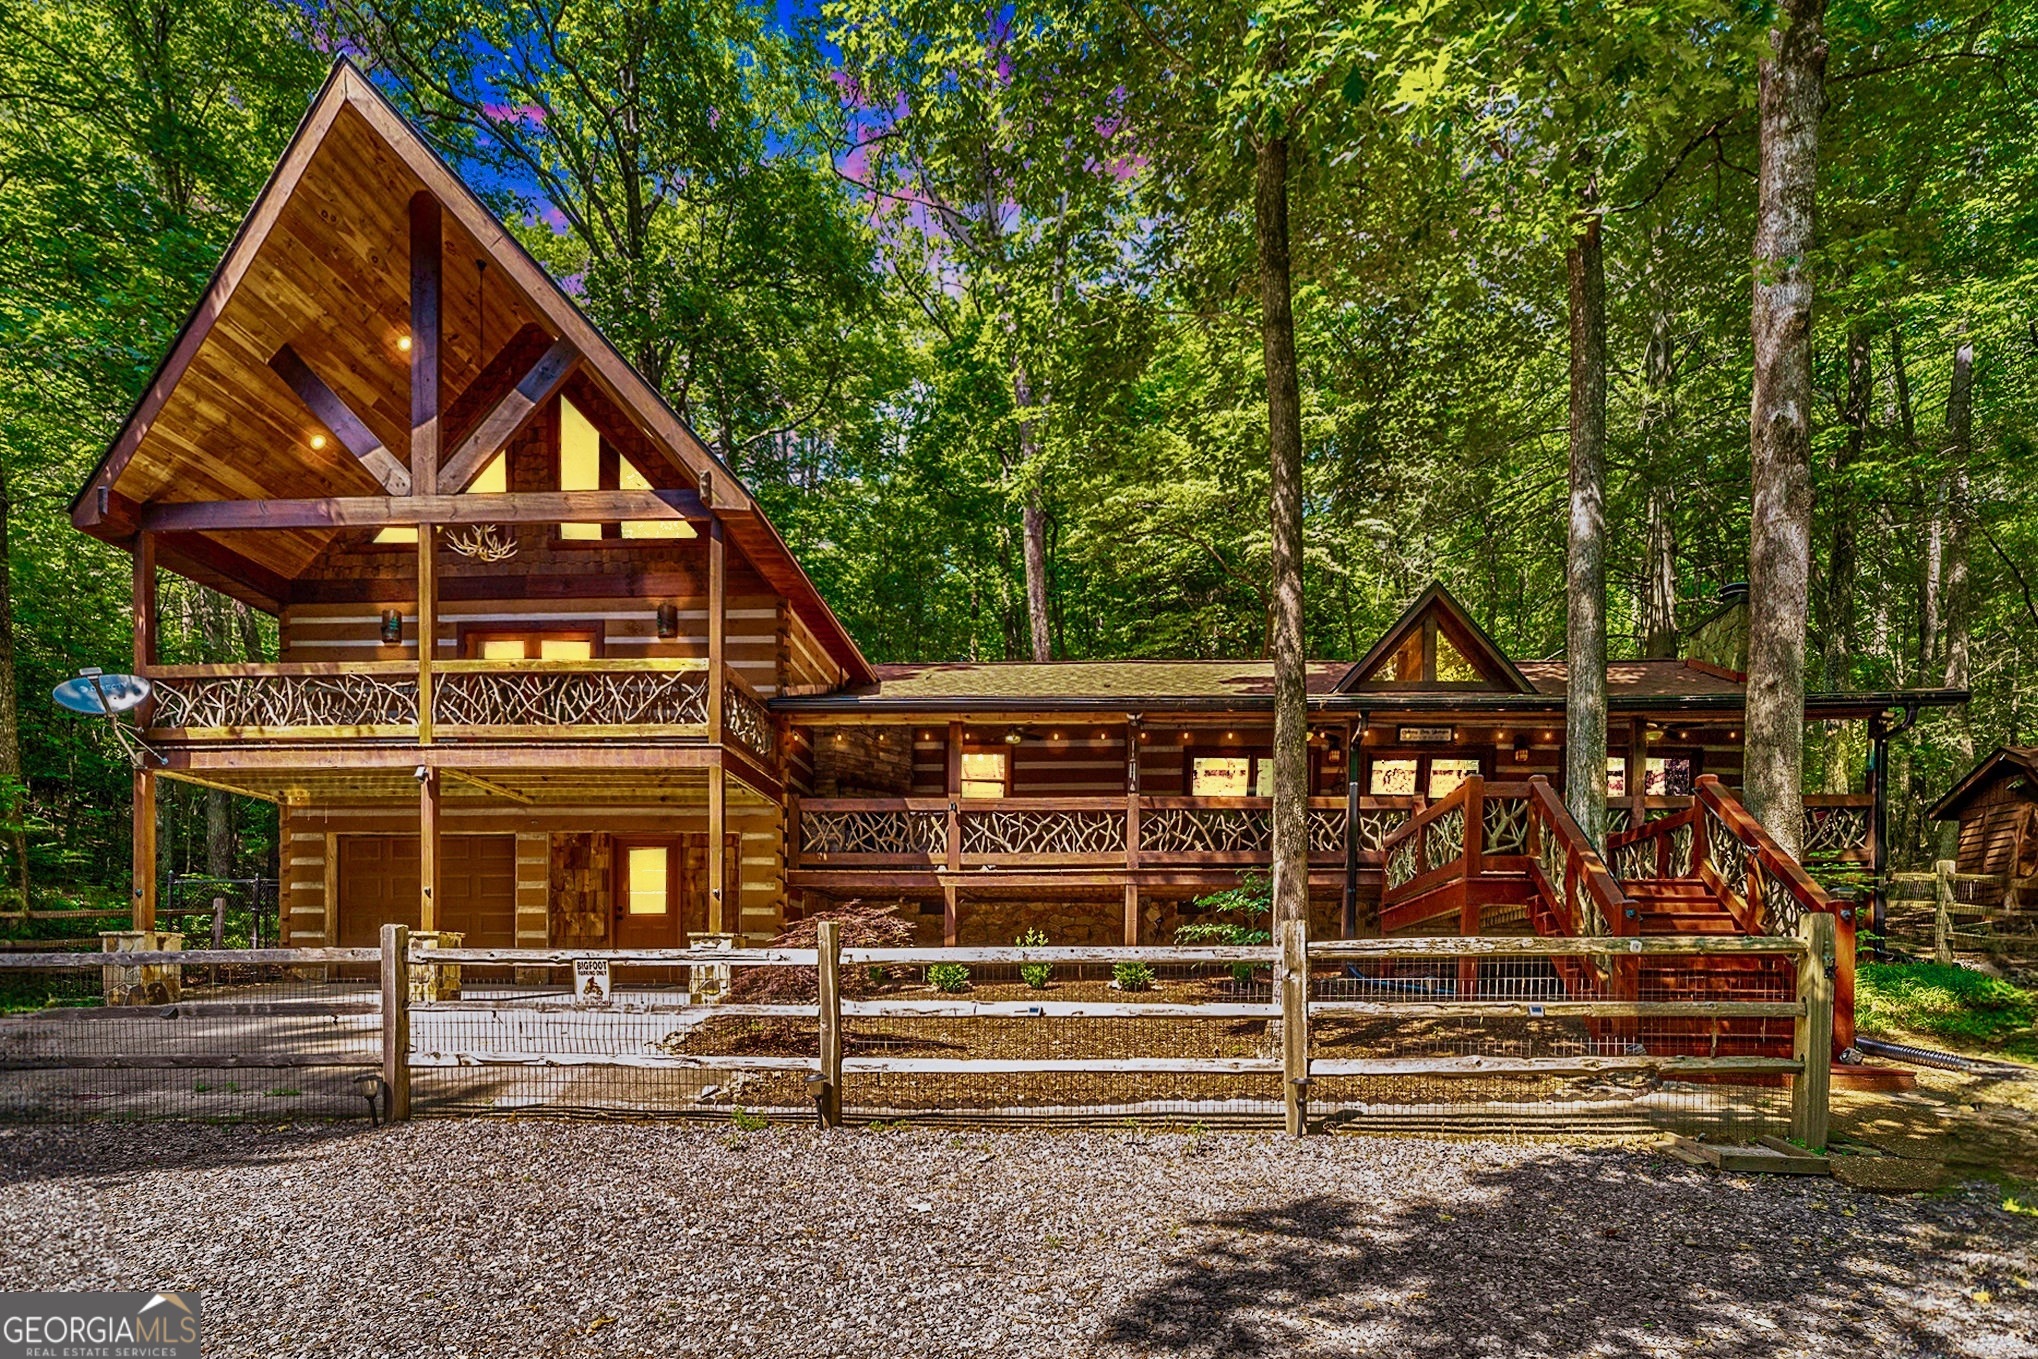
1930,747,2038,887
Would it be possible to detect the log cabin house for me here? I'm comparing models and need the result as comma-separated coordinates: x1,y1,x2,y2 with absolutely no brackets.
74,62,1966,976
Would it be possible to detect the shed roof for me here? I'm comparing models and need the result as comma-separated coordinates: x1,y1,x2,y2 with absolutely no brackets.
1929,747,2038,821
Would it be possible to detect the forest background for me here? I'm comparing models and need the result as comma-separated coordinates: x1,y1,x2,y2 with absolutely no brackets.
0,0,2031,908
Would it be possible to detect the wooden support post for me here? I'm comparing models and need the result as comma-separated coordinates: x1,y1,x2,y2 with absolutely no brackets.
942,883,958,949
1627,717,1647,830
1342,718,1360,939
131,531,157,672
1278,917,1309,1136
416,526,436,744
380,922,411,1123
945,720,963,874
1123,883,1139,947
418,767,440,933
1791,911,1835,1151
707,518,726,745
707,761,726,935
131,768,156,932
1457,900,1480,999
1934,858,1956,965
408,192,442,497
816,918,842,1128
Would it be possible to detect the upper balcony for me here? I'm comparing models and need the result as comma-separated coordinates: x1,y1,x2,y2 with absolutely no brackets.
138,658,777,765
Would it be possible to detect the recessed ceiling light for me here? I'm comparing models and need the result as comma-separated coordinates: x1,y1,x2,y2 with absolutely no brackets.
397,335,413,352
309,434,327,451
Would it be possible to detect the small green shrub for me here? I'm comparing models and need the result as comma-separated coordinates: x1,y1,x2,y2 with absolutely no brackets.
265,1087,301,1098
730,1107,768,1132
1113,961,1155,992
1857,962,2038,1057
928,962,971,993
1016,928,1052,989
1176,872,1273,982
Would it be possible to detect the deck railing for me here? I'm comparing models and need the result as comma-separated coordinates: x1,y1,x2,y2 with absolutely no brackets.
790,795,1416,871
140,658,773,760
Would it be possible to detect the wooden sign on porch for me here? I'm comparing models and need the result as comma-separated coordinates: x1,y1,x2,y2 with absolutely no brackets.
573,957,612,1005
1398,726,1455,743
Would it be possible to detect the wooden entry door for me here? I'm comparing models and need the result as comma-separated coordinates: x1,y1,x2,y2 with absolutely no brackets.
613,840,682,952
612,834,742,949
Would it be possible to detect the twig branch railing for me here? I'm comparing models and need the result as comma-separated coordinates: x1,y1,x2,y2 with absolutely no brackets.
1610,775,1855,1050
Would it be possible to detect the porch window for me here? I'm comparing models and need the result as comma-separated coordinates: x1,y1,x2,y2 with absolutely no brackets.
1369,759,1419,796
1644,756,1694,796
1607,756,1627,797
624,845,671,916
1427,758,1480,797
960,750,1009,799
463,630,600,661
1191,756,1252,797
559,397,697,542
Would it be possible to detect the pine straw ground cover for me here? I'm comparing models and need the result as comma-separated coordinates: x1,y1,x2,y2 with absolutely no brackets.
3,1120,2037,1358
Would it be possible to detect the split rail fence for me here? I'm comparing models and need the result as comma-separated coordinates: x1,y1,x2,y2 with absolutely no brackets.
1,918,1836,1146
1886,860,2038,962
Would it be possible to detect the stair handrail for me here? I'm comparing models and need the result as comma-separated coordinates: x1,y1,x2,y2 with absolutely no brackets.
1691,775,1839,937
1690,775,1856,1053
1379,776,1481,906
1524,777,1635,939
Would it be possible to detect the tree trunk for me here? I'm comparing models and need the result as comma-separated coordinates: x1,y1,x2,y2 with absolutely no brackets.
1565,213,1608,849
1256,129,1309,940
1743,0,1828,860
0,458,26,915
1820,317,1869,691
1638,231,1679,660
1940,327,1974,693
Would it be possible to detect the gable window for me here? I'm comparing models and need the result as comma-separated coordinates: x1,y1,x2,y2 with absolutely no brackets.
559,398,696,541
960,750,1009,799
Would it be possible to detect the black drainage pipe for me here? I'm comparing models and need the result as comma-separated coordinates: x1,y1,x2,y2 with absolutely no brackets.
1855,1035,2033,1078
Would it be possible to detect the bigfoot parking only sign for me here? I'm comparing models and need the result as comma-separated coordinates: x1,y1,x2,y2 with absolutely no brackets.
2,1292,201,1358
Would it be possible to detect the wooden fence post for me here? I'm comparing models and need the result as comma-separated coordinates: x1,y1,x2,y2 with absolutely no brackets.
816,919,842,1128
1791,912,1834,1152
1934,859,1956,965
1278,919,1309,1137
380,922,411,1123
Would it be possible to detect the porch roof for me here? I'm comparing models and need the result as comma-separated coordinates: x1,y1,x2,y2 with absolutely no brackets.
775,656,1966,718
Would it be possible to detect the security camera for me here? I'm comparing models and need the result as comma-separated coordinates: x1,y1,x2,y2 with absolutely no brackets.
414,765,430,783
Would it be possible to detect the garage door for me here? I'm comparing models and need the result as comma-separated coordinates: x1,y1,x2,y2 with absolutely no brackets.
337,835,518,948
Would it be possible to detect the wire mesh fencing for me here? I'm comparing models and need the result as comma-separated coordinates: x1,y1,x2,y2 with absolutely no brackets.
1,931,1829,1146
0,947,382,1123
404,946,821,1120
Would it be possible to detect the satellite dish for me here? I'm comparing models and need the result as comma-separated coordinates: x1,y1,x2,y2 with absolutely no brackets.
53,670,153,715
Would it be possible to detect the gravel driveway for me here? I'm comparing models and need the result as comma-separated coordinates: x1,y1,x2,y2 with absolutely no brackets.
2,1121,2035,1358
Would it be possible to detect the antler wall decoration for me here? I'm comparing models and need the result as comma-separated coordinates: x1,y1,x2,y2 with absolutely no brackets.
445,523,518,561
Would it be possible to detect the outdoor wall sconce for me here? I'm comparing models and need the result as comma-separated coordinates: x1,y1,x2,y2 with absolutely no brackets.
380,609,403,645
656,602,680,638
1003,729,1025,745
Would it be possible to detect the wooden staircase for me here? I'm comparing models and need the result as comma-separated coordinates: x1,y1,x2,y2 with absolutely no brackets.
1378,774,1854,1062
